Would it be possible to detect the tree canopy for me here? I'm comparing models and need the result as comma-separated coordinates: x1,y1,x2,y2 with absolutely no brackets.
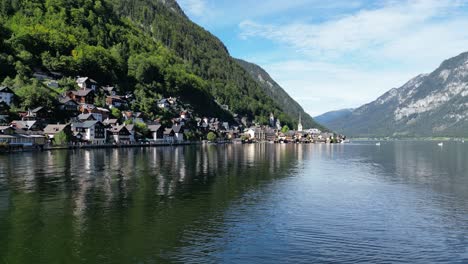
0,0,301,127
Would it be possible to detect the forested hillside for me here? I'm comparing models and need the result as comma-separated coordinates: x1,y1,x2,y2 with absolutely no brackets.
0,0,299,127
236,58,325,129
314,109,353,126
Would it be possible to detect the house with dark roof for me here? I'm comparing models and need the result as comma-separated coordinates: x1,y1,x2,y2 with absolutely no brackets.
0,86,15,106
163,127,175,141
20,107,51,120
78,104,109,121
172,125,185,141
44,124,72,140
125,124,135,142
58,97,79,113
67,89,95,104
108,125,131,144
148,124,164,140
10,120,45,131
71,121,106,144
103,118,118,126
77,113,96,121
106,96,127,109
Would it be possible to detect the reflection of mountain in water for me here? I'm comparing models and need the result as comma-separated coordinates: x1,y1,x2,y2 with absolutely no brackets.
354,141,468,199
1,143,467,263
0,145,301,263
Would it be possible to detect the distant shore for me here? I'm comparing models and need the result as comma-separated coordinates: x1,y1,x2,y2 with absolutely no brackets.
349,137,467,141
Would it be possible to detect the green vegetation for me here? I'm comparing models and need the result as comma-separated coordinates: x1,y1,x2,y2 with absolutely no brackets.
53,130,69,145
111,108,121,118
236,59,326,130
0,0,303,126
281,125,290,133
207,131,217,142
134,120,148,135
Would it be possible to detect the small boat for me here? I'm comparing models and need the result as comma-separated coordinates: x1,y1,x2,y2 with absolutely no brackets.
375,142,381,146
437,142,443,147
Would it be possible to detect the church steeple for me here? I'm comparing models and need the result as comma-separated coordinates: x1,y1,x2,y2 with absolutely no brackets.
298,113,303,132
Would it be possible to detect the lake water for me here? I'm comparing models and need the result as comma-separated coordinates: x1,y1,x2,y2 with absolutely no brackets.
0,142,467,263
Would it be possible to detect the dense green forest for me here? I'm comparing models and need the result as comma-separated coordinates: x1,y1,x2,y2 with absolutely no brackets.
0,0,304,127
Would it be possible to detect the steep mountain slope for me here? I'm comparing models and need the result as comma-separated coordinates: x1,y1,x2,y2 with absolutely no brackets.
235,59,325,129
105,0,298,126
0,0,300,127
327,51,468,137
314,109,353,126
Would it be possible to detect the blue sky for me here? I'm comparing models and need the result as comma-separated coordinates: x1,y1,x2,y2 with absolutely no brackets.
177,0,468,116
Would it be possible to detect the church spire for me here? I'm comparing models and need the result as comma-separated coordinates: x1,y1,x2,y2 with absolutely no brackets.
298,113,303,132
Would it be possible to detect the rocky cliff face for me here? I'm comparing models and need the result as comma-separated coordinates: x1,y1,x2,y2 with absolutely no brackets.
325,52,468,137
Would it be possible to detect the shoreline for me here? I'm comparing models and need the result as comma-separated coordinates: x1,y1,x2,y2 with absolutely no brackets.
0,141,200,153
0,140,347,153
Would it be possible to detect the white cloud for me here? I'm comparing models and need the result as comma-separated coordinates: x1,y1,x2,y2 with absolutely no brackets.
262,60,416,116
240,0,468,60
238,0,468,115
177,0,207,17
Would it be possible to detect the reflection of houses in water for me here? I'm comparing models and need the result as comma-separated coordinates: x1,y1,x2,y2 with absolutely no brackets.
245,144,256,164
0,144,306,248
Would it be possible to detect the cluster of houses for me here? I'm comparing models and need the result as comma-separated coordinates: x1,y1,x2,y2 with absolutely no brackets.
0,76,205,149
243,114,344,144
0,74,342,150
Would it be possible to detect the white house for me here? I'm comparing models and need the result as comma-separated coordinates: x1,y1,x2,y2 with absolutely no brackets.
172,125,185,141
108,125,131,144
245,127,256,139
72,121,107,144
148,124,164,141
306,128,321,135
158,99,169,109
0,86,15,106
76,77,98,91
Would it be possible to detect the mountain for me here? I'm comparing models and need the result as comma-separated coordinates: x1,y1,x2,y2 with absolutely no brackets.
0,0,302,128
235,59,325,130
326,51,468,137
314,109,353,126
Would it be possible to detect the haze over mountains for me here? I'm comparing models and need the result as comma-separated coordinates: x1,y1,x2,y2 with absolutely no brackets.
236,59,324,130
314,109,353,126
320,51,468,137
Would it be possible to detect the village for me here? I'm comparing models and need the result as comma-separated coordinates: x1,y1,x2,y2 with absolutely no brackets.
0,74,345,151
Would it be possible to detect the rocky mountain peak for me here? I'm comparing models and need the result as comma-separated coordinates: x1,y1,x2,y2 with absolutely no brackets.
321,51,468,137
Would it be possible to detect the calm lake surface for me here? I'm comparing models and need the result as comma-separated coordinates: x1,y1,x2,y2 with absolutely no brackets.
0,142,467,263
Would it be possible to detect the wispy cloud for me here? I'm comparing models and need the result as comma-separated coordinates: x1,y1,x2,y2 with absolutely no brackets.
238,0,468,115
240,0,468,62
262,60,414,116
178,0,468,116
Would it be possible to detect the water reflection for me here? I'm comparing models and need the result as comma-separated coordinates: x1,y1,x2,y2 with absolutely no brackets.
0,143,467,263
0,145,300,263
